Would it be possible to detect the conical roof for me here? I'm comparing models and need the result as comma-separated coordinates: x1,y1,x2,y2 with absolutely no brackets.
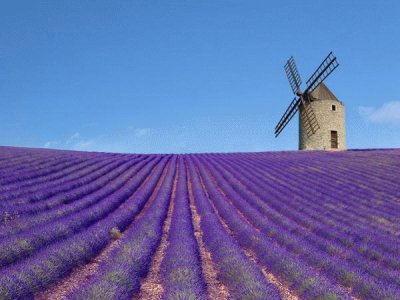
309,82,338,101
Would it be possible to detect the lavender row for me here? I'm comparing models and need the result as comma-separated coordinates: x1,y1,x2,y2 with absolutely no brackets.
243,151,400,228
249,151,400,216
211,155,399,282
186,157,281,300
215,153,400,261
0,158,151,238
193,156,351,300
159,157,207,299
0,152,124,191
70,156,176,299
0,155,145,217
236,154,400,283
0,155,122,202
201,156,400,299
0,155,97,192
227,153,400,259
243,153,400,241
0,155,89,192
222,154,400,254
0,155,132,207
0,156,163,269
0,155,170,299
0,149,75,174
0,154,94,186
213,154,400,282
0,147,38,168
0,155,80,184
245,152,400,222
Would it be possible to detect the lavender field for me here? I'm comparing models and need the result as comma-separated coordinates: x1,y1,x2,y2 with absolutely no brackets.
0,146,399,300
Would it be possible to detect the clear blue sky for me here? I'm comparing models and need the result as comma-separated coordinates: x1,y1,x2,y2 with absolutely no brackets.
1,1,400,153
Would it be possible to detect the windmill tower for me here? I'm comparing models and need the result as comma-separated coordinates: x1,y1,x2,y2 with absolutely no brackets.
275,52,346,150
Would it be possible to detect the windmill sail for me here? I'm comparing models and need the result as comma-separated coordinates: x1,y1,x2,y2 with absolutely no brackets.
304,52,339,94
299,97,320,137
284,56,302,94
275,52,339,138
274,97,301,137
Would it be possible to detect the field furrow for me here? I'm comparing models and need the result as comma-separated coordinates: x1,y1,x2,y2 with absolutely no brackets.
0,146,398,299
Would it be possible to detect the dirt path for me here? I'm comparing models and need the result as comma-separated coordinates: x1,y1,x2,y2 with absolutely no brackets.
133,161,178,300
196,167,234,236
35,239,122,300
196,161,299,300
244,248,299,300
187,167,230,300
214,162,363,300
35,159,171,300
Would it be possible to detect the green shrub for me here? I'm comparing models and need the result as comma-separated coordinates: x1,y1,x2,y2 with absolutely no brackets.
110,227,122,240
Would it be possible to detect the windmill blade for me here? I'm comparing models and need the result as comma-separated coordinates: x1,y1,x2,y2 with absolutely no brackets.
284,56,302,94
275,97,301,137
299,96,320,137
304,51,339,94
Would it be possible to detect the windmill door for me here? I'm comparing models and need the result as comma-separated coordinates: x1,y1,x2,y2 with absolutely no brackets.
331,131,338,149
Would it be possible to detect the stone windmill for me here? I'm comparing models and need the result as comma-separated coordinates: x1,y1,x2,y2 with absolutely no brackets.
275,52,346,150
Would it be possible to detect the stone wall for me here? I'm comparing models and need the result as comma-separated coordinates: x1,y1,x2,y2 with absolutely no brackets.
299,99,346,150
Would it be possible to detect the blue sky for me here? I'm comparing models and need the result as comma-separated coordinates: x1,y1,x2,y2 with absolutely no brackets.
1,1,400,153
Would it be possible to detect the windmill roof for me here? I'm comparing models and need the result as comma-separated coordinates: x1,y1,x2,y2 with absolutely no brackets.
309,82,338,101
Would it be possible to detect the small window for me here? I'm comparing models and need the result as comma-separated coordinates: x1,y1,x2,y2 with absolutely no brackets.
331,104,337,111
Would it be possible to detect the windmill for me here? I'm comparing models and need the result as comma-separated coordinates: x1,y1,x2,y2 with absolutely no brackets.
275,52,346,150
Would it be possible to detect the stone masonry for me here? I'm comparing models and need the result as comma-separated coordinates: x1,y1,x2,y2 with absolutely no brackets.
299,83,346,151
